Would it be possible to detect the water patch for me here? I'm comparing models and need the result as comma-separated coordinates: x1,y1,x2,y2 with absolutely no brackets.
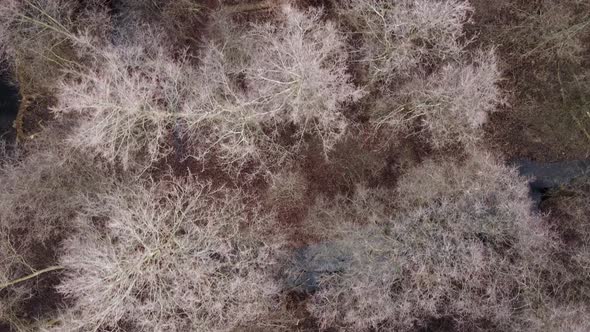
0,68,20,141
513,159,590,207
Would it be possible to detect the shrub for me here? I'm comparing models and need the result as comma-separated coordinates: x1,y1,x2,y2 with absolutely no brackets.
375,49,503,148
51,178,281,331
305,151,551,331
337,0,472,87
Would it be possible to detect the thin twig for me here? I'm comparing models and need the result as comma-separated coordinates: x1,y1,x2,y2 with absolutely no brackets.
223,0,275,13
0,266,64,290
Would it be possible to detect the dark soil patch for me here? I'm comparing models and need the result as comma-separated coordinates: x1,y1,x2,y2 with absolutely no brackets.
282,291,327,332
18,271,64,322
295,0,338,14
274,201,313,246
300,136,379,198
414,316,457,332
412,316,500,332
299,128,428,199
15,94,56,142
152,128,272,196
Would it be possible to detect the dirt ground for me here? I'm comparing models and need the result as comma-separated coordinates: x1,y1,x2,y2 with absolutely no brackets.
469,0,590,162
5,0,590,331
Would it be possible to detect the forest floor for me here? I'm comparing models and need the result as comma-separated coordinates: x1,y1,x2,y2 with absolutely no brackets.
470,0,590,161
2,1,589,331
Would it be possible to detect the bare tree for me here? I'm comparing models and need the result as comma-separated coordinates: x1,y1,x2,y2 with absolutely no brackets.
51,178,282,332
305,151,552,331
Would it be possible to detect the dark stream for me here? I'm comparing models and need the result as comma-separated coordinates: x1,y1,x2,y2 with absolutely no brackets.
0,68,20,142
513,159,590,207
